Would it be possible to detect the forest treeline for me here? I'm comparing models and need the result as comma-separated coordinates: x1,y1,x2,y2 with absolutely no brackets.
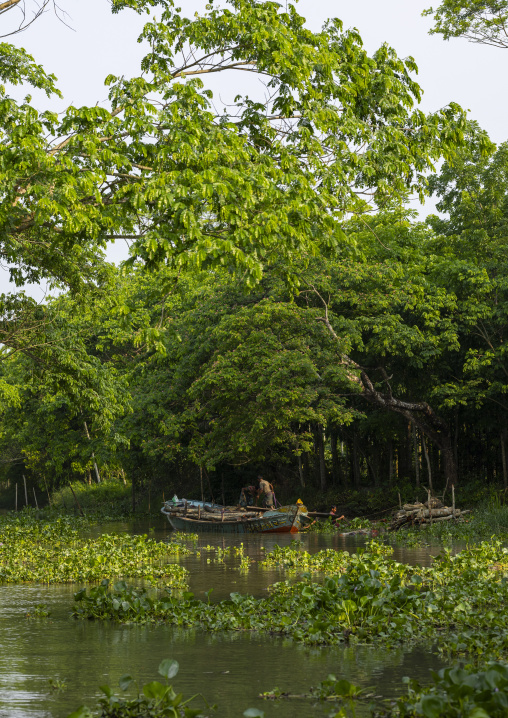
0,0,506,509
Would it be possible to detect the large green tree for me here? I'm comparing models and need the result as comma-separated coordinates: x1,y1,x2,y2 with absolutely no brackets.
1,0,469,348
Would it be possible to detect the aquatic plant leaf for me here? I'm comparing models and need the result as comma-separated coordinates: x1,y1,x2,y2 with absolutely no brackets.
183,709,205,718
159,659,179,680
66,708,94,718
118,674,133,691
419,694,446,717
143,681,168,700
467,710,490,718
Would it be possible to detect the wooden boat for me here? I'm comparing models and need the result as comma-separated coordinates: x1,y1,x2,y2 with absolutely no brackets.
161,501,308,534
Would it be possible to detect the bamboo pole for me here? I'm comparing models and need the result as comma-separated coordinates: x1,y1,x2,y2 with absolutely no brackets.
428,489,432,526
15,483,17,511
33,487,39,510
452,484,455,518
200,466,204,502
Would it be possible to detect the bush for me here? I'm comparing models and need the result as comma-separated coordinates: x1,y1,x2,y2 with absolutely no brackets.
51,480,131,517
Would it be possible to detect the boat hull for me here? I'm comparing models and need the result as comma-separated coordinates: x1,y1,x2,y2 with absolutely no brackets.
162,505,306,534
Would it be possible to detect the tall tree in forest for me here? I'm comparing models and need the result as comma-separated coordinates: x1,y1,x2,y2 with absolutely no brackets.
294,216,463,487
426,141,508,486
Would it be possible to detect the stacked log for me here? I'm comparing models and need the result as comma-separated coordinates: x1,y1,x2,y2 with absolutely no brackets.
390,501,470,531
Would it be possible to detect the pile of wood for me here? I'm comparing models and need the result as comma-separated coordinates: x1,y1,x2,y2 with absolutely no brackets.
164,502,264,523
390,499,470,531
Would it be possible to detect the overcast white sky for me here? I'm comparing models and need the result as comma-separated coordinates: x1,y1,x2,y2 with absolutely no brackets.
4,0,505,298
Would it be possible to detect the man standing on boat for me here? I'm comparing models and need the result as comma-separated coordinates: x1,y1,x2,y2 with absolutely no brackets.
239,485,257,507
257,475,275,509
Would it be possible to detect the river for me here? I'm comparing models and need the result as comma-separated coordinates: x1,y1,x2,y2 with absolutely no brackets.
0,518,447,717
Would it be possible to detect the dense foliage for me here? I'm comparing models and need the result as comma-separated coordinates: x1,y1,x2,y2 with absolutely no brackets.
0,0,505,511
73,539,508,662
0,512,189,585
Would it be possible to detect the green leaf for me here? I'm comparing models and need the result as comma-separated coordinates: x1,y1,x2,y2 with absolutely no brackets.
66,708,93,718
118,674,133,691
420,695,446,718
158,659,179,680
142,681,167,700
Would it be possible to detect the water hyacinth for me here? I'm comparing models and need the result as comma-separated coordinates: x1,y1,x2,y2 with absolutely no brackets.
67,658,216,718
72,540,508,662
0,513,190,587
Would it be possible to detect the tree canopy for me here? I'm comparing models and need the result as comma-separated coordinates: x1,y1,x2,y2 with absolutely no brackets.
0,0,506,507
424,1,508,47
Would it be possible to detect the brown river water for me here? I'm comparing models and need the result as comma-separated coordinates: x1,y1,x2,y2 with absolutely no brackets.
0,518,448,718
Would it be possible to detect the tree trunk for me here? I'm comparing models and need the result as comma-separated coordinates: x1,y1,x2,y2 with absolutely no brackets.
398,423,412,480
330,427,341,485
388,440,394,484
352,433,361,488
453,411,459,477
317,424,327,491
366,438,379,486
303,452,310,486
84,421,101,484
501,430,507,489
297,454,305,488
314,300,459,488
421,433,433,493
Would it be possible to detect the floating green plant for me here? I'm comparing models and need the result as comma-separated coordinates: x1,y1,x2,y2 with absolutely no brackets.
0,513,190,586
383,662,508,718
67,658,216,718
73,540,508,662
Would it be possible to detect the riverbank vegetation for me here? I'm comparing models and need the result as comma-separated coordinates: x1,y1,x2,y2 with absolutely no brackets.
0,0,507,518
1,0,508,716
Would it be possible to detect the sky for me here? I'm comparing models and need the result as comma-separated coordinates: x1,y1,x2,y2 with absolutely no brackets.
3,0,505,298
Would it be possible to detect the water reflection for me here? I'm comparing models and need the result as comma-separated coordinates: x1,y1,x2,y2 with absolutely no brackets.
0,517,448,717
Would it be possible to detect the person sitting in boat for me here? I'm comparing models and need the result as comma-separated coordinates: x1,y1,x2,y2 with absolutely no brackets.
239,485,257,507
330,505,345,526
257,475,275,509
